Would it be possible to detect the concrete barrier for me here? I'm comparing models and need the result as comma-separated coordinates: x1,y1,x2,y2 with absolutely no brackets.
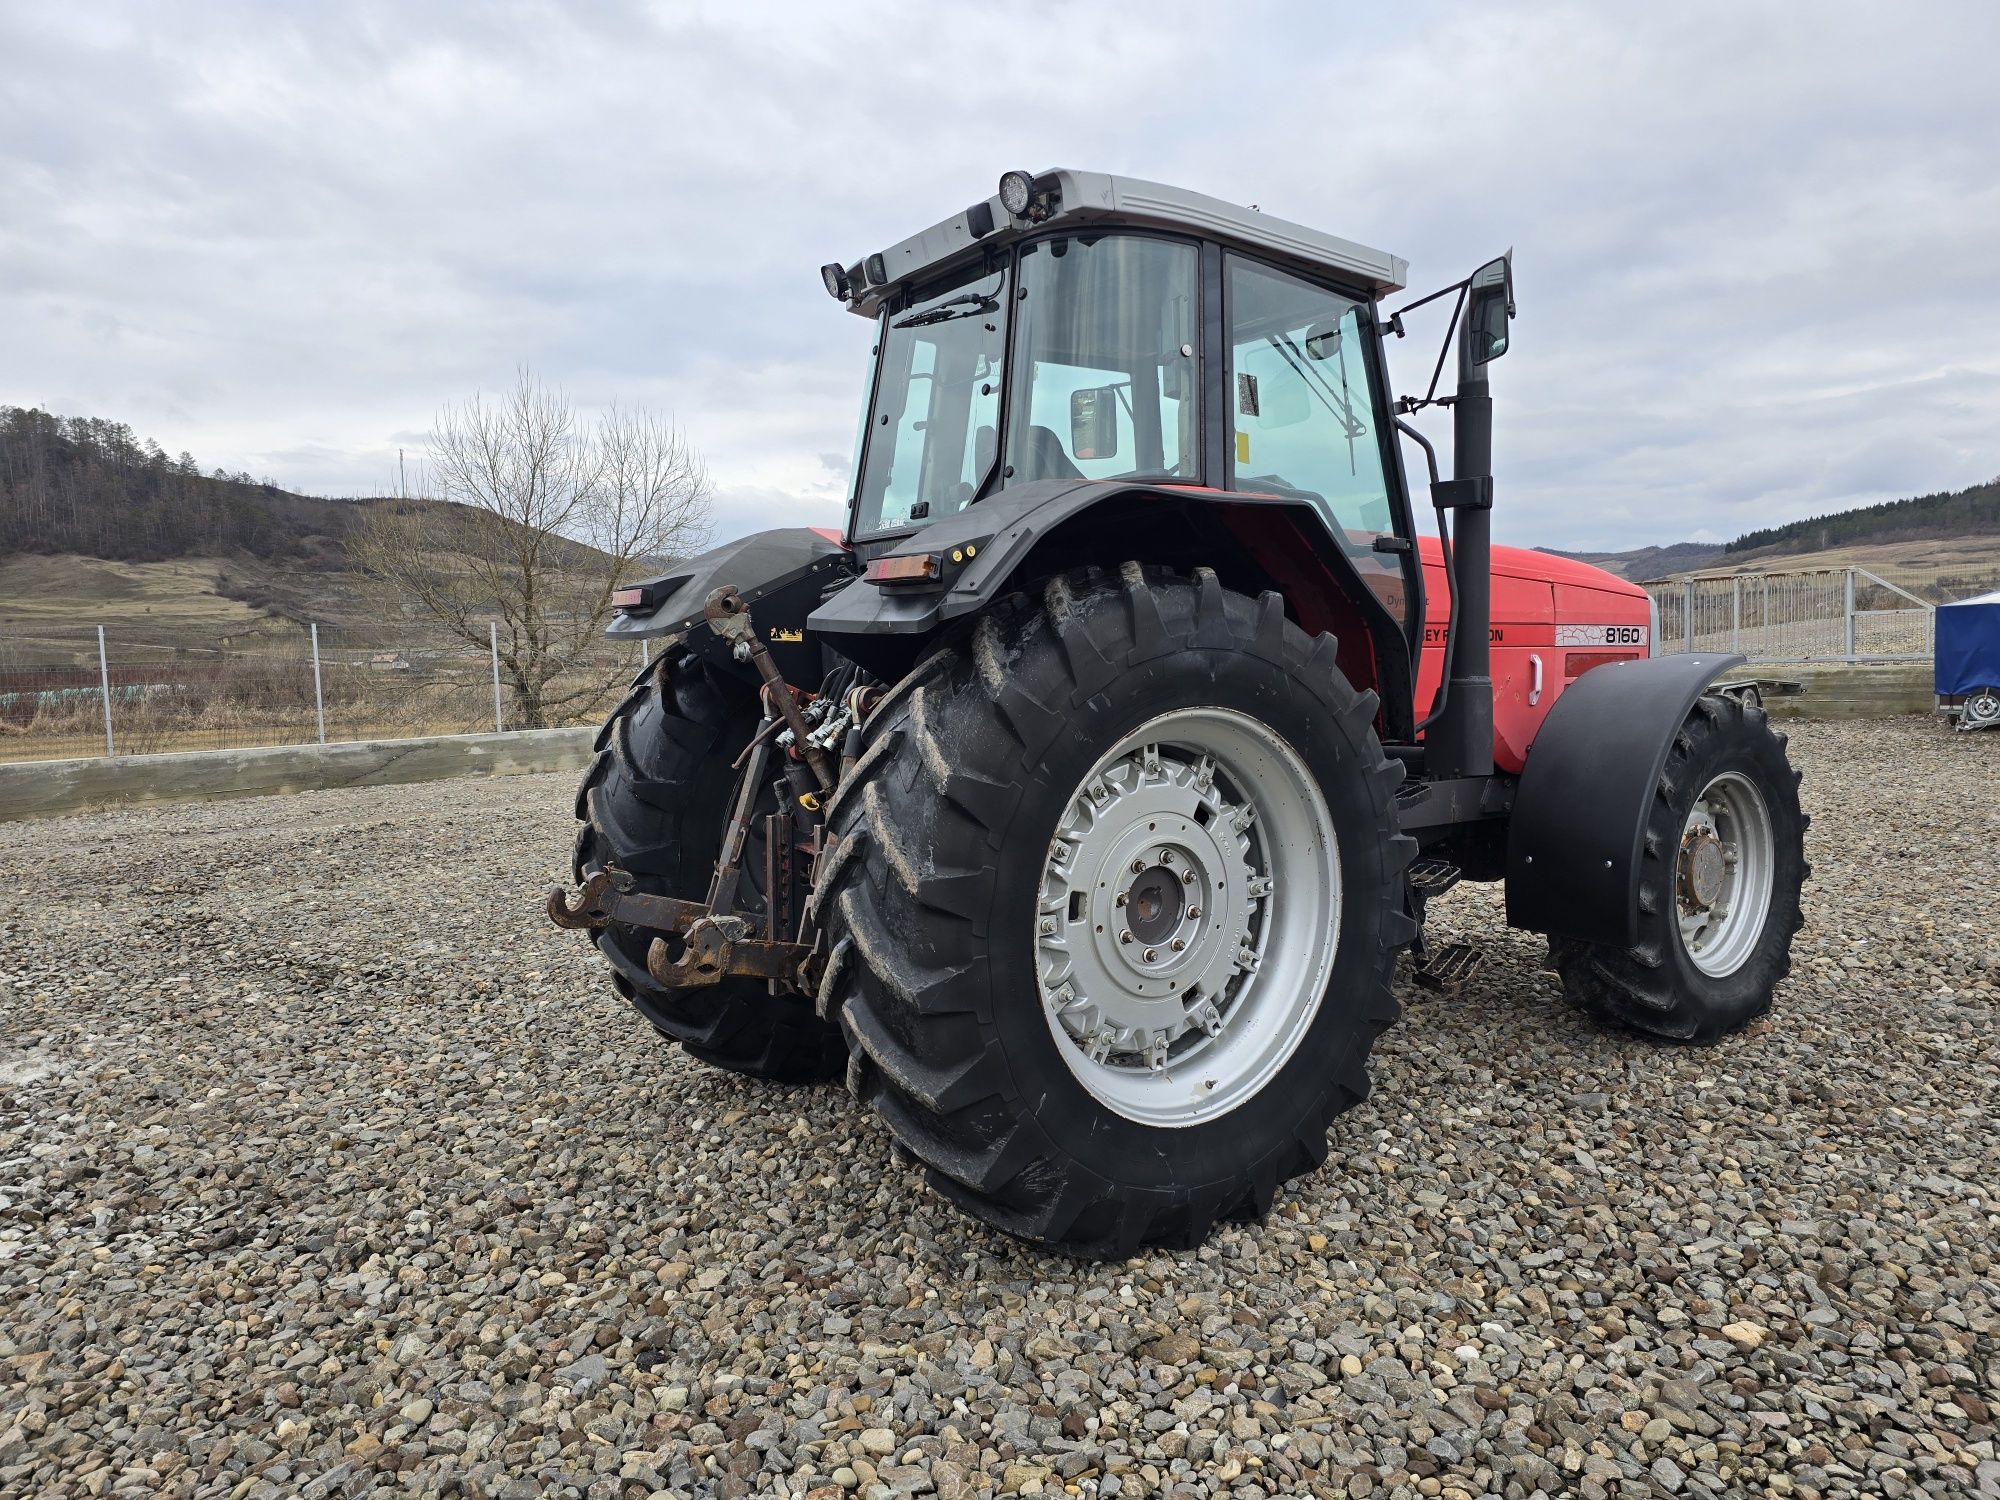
1739,662,1935,720
0,727,596,822
0,662,1938,825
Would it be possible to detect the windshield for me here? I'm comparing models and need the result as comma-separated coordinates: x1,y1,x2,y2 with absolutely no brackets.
851,260,1007,536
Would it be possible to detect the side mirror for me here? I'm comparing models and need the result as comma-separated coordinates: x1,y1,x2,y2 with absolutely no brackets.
1470,290,1509,364
1465,252,1514,367
1304,319,1343,360
1069,385,1120,461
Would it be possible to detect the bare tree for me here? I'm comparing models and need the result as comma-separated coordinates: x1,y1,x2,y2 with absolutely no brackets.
350,371,710,728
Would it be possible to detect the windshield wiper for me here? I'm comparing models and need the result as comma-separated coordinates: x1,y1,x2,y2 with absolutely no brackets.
893,292,1000,329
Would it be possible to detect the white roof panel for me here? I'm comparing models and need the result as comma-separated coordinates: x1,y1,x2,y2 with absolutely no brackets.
845,169,1408,317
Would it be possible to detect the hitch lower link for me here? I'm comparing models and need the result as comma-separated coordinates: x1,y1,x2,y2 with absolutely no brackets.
547,869,815,991
546,584,826,995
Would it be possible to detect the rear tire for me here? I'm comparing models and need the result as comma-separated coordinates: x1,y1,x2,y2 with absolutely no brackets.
1550,692,1808,1042
573,648,846,1083
813,566,1416,1257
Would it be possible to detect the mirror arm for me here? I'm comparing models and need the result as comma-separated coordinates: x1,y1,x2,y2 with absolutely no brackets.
1387,281,1468,415
1396,415,1458,738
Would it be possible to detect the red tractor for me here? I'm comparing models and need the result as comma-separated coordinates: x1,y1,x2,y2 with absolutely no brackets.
551,170,1807,1257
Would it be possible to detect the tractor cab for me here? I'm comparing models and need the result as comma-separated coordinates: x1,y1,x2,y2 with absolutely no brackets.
830,169,1420,652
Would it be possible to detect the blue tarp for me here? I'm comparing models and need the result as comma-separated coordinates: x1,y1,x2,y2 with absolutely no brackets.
1935,588,2000,695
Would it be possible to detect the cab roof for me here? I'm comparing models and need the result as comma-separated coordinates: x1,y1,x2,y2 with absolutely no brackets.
838,169,1409,319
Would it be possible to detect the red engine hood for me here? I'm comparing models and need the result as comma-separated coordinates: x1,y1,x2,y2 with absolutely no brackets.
1414,534,1645,598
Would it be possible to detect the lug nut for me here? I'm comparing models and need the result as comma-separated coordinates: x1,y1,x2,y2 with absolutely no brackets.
1143,947,1157,961
1187,905,1201,919
1115,892,1127,906
1171,938,1186,952
1120,930,1134,944
1132,859,1146,873
1182,870,1196,884
1159,849,1175,863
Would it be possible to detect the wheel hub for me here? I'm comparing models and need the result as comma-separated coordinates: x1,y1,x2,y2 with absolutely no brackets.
1035,707,1339,1127
1675,772,1776,978
1678,827,1728,911
1045,770,1257,1058
1122,863,1185,945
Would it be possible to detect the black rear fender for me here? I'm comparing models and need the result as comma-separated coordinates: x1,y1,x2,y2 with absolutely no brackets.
1505,652,1746,946
604,527,857,684
809,480,1417,740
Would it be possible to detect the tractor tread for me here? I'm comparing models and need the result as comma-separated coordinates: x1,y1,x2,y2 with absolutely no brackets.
812,565,1409,1258
1549,690,1807,1043
572,647,846,1084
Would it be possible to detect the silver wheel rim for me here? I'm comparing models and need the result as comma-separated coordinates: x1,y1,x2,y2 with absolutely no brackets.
1035,707,1339,1127
1675,770,1775,978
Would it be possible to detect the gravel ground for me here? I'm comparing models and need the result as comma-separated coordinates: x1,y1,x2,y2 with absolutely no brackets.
1,717,1995,1500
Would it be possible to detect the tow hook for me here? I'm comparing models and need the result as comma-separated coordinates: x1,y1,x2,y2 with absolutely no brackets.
546,867,817,993
646,914,812,990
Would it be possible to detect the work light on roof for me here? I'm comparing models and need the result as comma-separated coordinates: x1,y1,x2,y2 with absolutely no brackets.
820,262,850,299
997,170,1035,217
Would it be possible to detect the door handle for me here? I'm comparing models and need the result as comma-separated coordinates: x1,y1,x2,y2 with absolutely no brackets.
1528,653,1543,707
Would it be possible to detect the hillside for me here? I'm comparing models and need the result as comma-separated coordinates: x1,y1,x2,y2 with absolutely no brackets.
0,406,622,663
1547,477,2000,596
1725,478,1999,556
0,405,369,568
1548,541,1727,579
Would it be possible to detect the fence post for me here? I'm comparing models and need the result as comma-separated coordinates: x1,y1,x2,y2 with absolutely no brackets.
1731,577,1742,656
97,625,115,758
490,621,504,733
1843,569,1857,659
310,623,327,744
1682,579,1695,651
641,638,650,669
1762,576,1770,657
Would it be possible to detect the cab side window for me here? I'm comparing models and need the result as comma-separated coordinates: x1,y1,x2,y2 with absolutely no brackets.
1006,235,1200,487
1226,257,1394,540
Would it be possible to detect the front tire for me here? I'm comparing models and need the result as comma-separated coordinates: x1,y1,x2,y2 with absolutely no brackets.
1550,692,1808,1041
573,648,847,1083
813,566,1416,1257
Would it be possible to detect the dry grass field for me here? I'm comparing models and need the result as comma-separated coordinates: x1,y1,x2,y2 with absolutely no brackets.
1655,534,2000,601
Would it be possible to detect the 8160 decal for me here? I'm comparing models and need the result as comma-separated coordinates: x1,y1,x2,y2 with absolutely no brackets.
1555,623,1649,648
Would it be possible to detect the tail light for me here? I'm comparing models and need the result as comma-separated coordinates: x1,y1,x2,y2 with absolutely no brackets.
612,581,667,611
865,553,942,585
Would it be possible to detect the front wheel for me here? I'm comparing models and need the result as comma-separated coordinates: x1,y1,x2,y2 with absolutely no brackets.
1550,692,1808,1041
813,566,1415,1257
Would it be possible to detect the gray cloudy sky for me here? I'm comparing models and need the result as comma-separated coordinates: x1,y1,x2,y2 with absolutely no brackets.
4,1,1997,552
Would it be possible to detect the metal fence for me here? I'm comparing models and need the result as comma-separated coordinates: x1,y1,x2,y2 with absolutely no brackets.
1644,566,1944,663
0,623,654,765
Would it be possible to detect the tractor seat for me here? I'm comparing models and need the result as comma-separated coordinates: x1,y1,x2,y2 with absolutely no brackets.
1018,425,1085,483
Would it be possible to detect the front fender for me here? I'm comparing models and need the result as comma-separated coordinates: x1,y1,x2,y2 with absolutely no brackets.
1504,652,1745,946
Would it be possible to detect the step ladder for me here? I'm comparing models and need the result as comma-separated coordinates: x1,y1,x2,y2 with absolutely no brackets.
1413,940,1483,991
1408,857,1463,899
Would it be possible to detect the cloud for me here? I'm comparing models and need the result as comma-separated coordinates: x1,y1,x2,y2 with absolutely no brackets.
2,0,1996,551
